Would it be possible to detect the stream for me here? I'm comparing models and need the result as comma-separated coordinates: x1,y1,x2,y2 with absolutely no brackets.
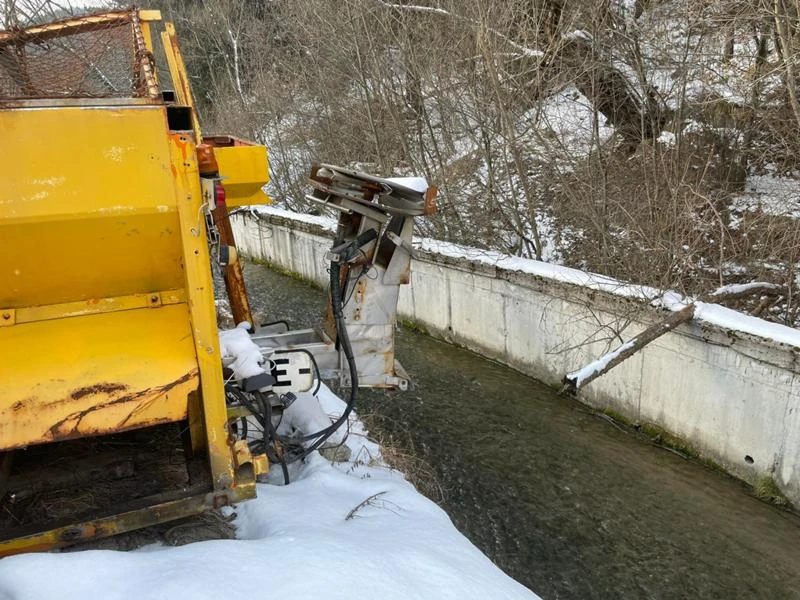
243,262,800,600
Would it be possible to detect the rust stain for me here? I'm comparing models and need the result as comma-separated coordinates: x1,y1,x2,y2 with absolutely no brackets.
70,382,128,400
50,369,198,440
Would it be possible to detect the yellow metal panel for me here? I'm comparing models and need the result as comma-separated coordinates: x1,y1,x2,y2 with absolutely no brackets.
2,289,185,326
138,10,162,22
214,144,271,207
0,106,174,222
0,106,183,307
169,132,235,491
0,304,197,449
1,215,184,308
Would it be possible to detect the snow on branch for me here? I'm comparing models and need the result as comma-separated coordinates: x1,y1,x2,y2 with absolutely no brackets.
708,281,783,300
376,0,544,58
562,304,696,393
563,281,788,393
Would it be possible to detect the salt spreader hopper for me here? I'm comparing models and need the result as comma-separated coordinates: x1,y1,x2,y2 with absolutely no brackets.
0,9,433,555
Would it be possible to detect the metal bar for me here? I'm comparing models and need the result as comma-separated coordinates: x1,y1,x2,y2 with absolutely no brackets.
138,19,158,86
169,132,235,492
0,97,163,108
304,194,351,214
131,11,159,99
212,196,255,327
0,11,134,47
0,482,255,557
161,23,201,140
1,290,186,327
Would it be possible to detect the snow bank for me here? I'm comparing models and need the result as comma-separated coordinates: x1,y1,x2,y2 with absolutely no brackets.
415,238,800,349
247,207,800,349
0,386,538,600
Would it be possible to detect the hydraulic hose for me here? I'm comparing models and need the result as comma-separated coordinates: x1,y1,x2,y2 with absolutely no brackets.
228,258,359,473
283,260,358,462
257,392,290,485
227,385,290,485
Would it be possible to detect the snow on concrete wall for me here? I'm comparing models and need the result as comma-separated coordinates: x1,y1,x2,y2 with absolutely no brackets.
231,212,800,505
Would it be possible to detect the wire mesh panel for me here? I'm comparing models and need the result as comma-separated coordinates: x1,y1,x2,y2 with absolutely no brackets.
0,10,158,100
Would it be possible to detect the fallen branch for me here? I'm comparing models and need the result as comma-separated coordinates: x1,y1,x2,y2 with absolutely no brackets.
561,282,786,394
345,491,388,520
562,304,696,394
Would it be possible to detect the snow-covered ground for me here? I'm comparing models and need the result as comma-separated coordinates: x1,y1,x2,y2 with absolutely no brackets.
0,386,539,600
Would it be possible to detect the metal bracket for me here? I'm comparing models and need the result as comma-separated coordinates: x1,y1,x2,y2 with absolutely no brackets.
0,309,15,327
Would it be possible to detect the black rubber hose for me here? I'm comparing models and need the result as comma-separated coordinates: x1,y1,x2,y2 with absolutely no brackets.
229,385,289,484
283,260,358,461
257,392,290,485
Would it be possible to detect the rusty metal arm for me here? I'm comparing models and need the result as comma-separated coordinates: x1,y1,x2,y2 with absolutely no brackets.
0,11,133,46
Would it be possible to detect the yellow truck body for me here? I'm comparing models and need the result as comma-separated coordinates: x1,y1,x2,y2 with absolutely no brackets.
0,9,269,554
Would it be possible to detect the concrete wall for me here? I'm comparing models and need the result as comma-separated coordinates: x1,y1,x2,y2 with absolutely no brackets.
232,212,800,505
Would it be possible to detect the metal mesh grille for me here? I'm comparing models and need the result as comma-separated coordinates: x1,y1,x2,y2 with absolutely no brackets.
0,11,158,100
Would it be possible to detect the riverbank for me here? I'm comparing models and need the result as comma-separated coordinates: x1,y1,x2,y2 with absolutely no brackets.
241,261,800,600
231,208,800,508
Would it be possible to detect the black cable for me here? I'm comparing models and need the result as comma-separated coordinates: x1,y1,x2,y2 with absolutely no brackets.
257,392,290,485
223,256,359,471
283,260,358,463
227,384,289,484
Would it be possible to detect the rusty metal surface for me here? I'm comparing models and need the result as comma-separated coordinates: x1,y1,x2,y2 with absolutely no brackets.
0,486,213,556
0,11,133,45
0,417,259,556
45,369,197,442
212,198,255,327
0,370,197,452
0,10,269,554
0,302,201,451
0,9,157,100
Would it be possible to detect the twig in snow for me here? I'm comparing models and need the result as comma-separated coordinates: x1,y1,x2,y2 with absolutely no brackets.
345,491,388,520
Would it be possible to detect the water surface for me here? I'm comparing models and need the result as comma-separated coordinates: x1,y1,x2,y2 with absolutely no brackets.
244,262,800,600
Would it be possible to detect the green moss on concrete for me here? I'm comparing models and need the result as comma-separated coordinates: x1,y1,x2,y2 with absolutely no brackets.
601,408,635,428
754,475,792,508
595,411,728,475
249,257,323,290
399,319,430,335
639,422,701,461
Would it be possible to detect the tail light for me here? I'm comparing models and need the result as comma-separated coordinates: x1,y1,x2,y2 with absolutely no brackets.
215,181,226,207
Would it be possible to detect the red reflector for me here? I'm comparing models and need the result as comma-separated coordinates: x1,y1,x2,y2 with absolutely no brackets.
214,182,226,206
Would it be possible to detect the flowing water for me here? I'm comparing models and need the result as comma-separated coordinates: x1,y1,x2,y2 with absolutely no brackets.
243,262,800,600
